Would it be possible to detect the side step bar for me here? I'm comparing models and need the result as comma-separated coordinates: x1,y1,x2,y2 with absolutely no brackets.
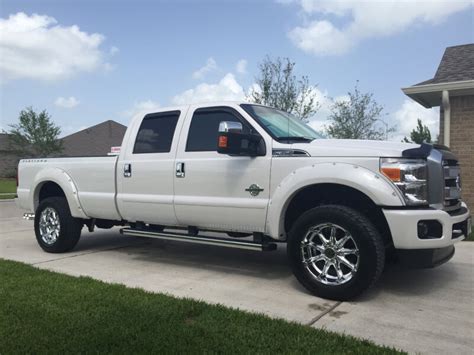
120,228,277,252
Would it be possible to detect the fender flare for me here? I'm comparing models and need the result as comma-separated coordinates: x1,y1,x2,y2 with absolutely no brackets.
266,162,405,240
31,167,88,219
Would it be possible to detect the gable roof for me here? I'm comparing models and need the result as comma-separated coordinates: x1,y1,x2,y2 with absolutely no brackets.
415,44,474,86
402,43,474,108
60,120,127,157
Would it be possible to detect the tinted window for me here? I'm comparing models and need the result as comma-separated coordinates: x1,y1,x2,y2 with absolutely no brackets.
133,111,180,154
186,110,249,152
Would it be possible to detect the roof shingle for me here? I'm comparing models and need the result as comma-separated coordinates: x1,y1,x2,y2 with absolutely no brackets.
415,44,474,86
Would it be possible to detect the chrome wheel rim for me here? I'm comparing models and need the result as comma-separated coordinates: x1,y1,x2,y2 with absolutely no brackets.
301,223,359,286
39,207,61,245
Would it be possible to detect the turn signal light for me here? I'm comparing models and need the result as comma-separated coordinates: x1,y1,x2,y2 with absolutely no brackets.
218,135,228,148
381,167,401,182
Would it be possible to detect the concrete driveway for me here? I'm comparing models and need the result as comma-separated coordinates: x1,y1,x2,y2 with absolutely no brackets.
1,200,473,354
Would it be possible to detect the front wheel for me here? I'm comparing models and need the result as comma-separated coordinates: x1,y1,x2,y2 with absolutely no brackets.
287,205,385,301
34,197,83,253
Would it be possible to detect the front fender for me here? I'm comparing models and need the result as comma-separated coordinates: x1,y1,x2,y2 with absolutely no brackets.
266,162,405,240
31,168,88,219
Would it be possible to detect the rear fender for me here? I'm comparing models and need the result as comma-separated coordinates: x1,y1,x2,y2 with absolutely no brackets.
31,168,88,219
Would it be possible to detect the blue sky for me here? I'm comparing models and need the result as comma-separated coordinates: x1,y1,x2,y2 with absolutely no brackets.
1,0,473,140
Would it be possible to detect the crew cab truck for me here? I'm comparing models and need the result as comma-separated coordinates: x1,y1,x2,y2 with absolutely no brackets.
16,101,471,300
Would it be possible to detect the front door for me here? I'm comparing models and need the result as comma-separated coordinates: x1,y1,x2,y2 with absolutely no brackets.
173,105,272,233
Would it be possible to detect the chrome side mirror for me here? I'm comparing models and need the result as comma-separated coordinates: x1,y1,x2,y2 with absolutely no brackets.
218,121,243,133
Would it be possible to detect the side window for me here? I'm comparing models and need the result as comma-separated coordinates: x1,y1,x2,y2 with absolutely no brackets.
186,110,250,152
133,111,180,154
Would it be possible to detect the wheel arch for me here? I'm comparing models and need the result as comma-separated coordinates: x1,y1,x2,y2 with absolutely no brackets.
266,163,404,242
31,168,88,219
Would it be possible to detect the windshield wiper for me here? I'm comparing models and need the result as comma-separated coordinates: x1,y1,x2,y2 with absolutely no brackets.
278,136,314,142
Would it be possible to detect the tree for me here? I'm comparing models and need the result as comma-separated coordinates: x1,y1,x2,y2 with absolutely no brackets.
326,83,395,140
402,119,432,144
248,56,320,122
6,107,63,157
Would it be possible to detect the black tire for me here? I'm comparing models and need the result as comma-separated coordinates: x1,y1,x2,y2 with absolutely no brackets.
287,205,385,301
34,197,83,253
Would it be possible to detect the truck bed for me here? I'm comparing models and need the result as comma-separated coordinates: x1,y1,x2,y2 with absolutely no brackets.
17,156,121,220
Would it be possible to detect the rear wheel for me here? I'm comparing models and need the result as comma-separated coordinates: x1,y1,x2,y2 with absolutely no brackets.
287,205,384,300
34,197,82,253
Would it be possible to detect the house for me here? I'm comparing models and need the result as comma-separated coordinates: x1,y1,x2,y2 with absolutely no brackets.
0,120,127,177
402,43,474,209
60,120,126,157
0,133,21,177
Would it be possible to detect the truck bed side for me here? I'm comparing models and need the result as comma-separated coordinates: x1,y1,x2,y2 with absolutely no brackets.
17,156,121,220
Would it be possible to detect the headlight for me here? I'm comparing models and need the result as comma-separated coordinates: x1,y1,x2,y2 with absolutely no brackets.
380,158,428,206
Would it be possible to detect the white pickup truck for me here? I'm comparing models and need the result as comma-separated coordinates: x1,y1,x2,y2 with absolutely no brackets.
17,101,471,300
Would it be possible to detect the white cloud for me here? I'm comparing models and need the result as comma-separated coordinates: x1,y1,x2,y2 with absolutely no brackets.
192,57,218,80
236,59,248,74
0,12,112,82
288,0,471,56
306,87,336,131
391,99,439,142
122,100,161,123
109,46,119,55
172,73,246,105
54,96,79,108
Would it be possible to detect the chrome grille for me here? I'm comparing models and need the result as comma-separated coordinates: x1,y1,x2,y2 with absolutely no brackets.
443,159,462,211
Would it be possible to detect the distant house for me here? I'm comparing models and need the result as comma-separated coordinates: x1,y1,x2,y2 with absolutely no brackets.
402,43,474,209
0,120,127,177
0,133,21,177
60,120,126,157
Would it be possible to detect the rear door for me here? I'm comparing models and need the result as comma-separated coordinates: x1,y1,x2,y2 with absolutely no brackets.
116,109,186,225
173,104,272,233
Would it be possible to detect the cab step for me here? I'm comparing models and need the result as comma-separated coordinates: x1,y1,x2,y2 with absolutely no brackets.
120,228,277,251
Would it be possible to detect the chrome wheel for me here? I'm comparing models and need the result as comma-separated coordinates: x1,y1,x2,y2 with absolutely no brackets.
39,207,61,245
301,223,360,286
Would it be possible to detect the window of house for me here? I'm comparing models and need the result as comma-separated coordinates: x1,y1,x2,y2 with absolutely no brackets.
133,111,180,154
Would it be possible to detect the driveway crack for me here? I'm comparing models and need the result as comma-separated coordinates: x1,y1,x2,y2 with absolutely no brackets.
306,301,342,326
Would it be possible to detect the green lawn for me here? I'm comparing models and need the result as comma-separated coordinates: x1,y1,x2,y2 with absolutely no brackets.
0,259,401,354
0,178,16,199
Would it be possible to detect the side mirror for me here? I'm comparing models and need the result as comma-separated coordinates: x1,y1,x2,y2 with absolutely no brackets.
217,121,265,156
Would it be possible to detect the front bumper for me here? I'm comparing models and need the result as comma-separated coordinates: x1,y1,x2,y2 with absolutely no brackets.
396,245,455,268
383,202,471,249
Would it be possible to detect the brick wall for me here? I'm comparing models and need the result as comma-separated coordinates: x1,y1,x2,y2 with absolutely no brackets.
439,95,474,210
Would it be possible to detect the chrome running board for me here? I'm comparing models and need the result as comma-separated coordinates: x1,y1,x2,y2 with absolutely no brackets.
120,228,277,252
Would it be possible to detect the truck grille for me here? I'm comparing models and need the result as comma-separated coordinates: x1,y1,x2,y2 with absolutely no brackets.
443,159,462,211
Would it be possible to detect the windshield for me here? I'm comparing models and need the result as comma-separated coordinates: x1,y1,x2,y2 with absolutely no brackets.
241,104,323,142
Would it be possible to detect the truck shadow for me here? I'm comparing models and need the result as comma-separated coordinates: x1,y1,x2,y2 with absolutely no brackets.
358,262,460,301
76,230,461,299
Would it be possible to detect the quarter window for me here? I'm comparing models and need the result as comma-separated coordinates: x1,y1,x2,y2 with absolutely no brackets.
186,109,250,152
133,111,180,154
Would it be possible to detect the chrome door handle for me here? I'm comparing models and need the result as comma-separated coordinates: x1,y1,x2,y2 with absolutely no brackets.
176,162,185,178
124,163,132,178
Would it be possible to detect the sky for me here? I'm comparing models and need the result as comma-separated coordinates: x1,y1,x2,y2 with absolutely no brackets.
0,0,473,141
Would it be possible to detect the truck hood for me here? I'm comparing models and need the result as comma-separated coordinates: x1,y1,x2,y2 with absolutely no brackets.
292,139,419,157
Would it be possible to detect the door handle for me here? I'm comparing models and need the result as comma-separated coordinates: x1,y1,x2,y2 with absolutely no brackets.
124,163,132,178
176,162,185,178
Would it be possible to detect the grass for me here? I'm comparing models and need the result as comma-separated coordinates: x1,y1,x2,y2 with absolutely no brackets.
465,233,473,242
0,259,401,354
0,178,16,199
